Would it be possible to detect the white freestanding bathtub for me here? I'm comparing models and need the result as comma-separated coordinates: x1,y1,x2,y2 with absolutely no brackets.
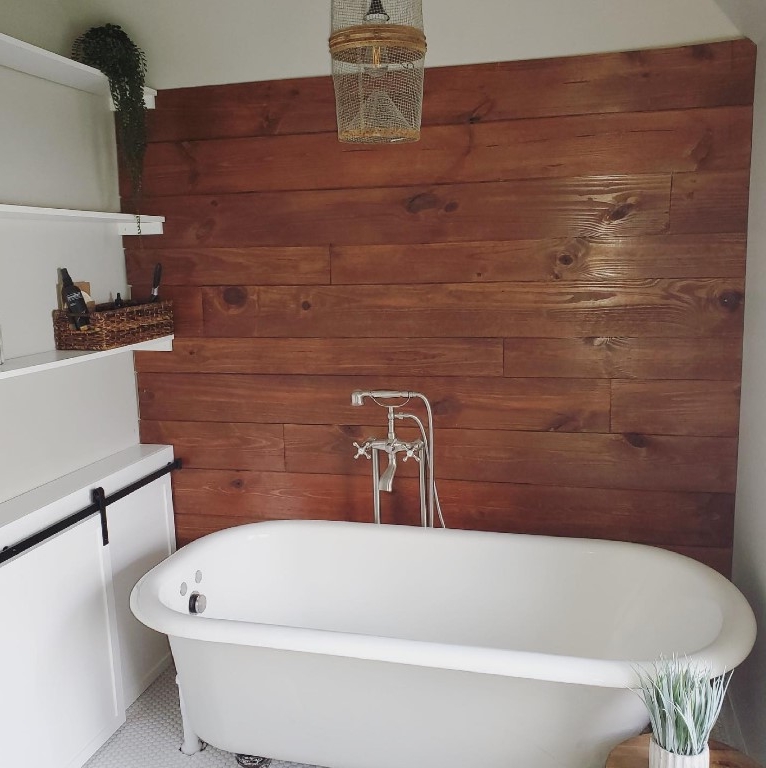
131,520,756,768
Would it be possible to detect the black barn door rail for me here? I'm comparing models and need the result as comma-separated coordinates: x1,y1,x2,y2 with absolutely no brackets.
0,459,182,565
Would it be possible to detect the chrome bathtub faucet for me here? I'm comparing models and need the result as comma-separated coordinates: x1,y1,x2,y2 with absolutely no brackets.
349,389,442,527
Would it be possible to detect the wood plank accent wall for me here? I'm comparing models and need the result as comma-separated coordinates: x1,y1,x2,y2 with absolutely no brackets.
129,40,755,575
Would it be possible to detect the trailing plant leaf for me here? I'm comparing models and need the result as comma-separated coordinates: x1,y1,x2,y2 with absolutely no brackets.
72,24,147,209
632,655,731,756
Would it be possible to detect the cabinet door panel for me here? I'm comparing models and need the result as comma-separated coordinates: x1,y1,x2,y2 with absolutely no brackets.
107,474,176,705
0,516,124,768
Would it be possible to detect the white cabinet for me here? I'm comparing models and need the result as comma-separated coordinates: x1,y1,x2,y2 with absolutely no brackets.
1,515,124,768
107,470,175,705
0,445,176,767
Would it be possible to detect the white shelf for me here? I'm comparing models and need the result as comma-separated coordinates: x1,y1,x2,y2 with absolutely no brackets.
0,204,164,235
0,335,174,380
0,31,157,106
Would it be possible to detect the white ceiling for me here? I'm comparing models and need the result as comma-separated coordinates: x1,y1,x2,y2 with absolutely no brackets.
0,0,749,90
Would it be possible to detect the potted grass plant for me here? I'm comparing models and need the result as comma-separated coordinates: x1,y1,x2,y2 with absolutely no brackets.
633,656,731,768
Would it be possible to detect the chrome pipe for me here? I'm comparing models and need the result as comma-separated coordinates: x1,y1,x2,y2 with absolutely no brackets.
418,447,427,528
371,447,382,524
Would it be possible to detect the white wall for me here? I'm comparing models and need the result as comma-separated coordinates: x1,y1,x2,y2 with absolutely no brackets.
0,17,140,504
719,2,766,761
0,0,80,57
59,0,740,89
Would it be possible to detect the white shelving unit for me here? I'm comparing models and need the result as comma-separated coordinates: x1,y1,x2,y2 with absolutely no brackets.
0,203,164,235
0,31,157,107
0,33,163,235
0,335,174,380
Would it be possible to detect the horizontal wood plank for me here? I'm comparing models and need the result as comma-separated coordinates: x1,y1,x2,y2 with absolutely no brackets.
611,380,741,436
145,286,203,337
669,170,751,233
503,337,742,380
148,40,755,142
172,470,420,527
142,175,671,248
280,424,737,493
138,373,610,432
330,234,746,285
424,40,755,127
171,468,732,546
431,483,733,548
126,245,331,287
201,279,744,339
140,420,285,471
134,338,504,376
137,107,752,196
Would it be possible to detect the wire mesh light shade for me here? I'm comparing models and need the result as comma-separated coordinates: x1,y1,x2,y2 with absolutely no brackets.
330,0,426,143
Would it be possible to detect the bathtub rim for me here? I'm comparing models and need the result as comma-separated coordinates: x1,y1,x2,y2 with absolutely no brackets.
130,520,756,689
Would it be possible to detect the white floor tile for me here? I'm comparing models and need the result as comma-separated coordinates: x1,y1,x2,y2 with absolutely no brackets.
84,666,312,768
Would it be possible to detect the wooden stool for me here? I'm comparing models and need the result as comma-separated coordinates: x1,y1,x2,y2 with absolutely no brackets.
606,734,761,768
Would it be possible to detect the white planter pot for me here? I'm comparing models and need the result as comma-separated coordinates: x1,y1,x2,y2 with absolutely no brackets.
649,738,710,768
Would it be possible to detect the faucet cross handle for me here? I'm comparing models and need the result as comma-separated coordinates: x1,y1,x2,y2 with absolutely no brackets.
353,441,372,460
402,443,422,462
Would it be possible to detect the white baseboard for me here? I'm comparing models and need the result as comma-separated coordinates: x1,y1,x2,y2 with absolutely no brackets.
122,652,173,709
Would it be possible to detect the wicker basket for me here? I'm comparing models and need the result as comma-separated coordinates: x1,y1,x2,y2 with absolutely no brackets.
53,300,173,351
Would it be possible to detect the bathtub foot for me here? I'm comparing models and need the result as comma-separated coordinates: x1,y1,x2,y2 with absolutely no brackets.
176,675,203,755
235,757,271,768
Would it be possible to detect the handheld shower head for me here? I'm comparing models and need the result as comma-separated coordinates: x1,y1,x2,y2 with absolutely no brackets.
350,390,413,406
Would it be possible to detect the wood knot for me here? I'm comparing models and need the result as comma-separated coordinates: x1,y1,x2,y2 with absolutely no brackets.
608,202,634,221
558,253,574,266
430,398,455,417
548,415,573,432
405,192,440,214
301,300,312,311
624,433,649,449
222,286,248,307
691,44,714,60
195,219,215,242
719,290,743,312
230,477,245,489
464,98,494,124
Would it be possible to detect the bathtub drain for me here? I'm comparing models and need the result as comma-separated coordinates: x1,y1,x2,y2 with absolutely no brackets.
235,755,271,767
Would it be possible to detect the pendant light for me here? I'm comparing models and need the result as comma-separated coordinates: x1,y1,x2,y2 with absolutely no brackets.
329,0,426,143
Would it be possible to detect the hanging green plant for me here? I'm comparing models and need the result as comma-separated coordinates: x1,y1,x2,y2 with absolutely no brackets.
72,24,147,209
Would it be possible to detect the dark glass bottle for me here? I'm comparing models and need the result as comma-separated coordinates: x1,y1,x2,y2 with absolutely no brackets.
60,268,90,330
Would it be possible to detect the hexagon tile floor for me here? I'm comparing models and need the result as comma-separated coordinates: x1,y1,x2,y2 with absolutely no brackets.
83,665,314,768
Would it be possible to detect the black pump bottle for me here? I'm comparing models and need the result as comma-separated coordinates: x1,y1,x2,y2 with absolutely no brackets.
60,268,90,330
